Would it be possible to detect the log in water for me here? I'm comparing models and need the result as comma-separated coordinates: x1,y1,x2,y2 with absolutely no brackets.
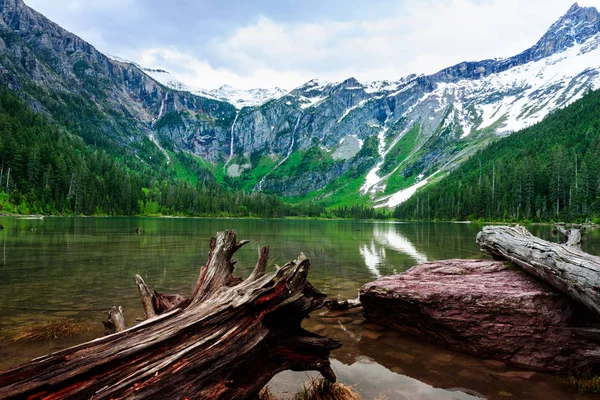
0,230,340,399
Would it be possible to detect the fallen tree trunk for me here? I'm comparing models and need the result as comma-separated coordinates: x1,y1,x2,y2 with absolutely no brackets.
0,231,340,399
476,225,600,317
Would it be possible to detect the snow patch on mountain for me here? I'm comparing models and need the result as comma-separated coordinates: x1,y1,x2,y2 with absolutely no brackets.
105,53,140,67
300,95,327,109
361,125,390,195
434,32,600,136
106,53,286,108
375,176,431,208
208,85,287,109
366,31,600,205
143,68,196,93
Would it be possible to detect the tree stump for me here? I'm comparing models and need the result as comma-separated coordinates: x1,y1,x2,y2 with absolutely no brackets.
0,231,340,399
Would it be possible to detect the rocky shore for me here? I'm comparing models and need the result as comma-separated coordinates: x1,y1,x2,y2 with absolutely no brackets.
360,259,600,371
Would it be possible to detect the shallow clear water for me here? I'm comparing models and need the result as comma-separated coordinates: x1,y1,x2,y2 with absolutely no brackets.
0,217,597,399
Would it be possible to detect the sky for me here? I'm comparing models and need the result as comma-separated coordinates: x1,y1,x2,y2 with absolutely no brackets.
23,0,600,91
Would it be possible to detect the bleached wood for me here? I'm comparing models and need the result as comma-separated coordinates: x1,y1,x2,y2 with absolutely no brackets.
477,225,600,316
0,231,339,399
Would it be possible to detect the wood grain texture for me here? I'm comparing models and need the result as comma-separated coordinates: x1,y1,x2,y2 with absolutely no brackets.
477,225,600,316
0,230,340,399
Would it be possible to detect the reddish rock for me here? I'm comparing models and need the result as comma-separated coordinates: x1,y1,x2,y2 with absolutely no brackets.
360,259,600,371
361,329,384,340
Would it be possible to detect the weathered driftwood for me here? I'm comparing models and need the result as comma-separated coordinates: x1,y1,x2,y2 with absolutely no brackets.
476,225,600,317
135,275,157,319
555,224,582,248
0,231,340,399
103,305,126,333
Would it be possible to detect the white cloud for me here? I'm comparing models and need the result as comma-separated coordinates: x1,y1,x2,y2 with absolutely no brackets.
25,0,600,90
208,0,587,88
130,47,313,90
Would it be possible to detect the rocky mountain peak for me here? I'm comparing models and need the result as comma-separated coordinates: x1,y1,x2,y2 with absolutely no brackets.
0,0,24,13
530,2,600,60
338,77,362,89
429,3,600,83
567,2,583,13
0,0,32,31
550,3,599,37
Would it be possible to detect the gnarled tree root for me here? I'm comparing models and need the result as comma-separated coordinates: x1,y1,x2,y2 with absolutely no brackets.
0,230,340,399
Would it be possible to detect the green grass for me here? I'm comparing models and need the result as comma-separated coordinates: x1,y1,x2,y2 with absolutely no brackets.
285,167,370,209
168,150,214,185
216,155,277,192
270,146,335,180
384,173,417,196
380,124,420,176
219,144,376,209
218,146,339,193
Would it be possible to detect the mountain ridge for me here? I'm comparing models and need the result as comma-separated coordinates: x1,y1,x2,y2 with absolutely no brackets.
0,0,599,210
105,53,288,109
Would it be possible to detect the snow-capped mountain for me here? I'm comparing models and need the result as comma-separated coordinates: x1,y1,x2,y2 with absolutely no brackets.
1,0,599,207
107,53,198,92
81,3,600,205
207,85,287,109
141,67,195,93
140,70,288,109
143,74,287,109
106,54,287,108
224,2,600,206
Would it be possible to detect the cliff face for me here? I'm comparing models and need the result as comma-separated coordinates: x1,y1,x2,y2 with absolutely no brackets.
0,0,235,162
1,1,599,203
196,3,600,201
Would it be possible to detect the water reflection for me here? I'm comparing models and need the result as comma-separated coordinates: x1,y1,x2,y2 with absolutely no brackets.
359,241,385,278
373,224,428,265
272,359,480,400
359,224,428,277
0,218,596,399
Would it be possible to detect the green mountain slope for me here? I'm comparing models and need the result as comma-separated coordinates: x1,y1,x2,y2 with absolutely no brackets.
393,89,600,222
0,88,325,218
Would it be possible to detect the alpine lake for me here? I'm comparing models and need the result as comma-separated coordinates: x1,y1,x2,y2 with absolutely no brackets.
0,217,598,400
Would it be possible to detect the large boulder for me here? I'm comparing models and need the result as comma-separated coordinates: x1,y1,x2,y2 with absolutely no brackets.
360,259,600,371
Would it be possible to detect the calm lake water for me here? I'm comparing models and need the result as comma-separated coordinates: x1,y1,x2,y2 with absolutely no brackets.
0,217,598,399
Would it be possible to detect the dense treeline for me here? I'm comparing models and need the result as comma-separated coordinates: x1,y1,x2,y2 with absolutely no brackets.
394,89,600,222
0,88,382,219
331,204,388,219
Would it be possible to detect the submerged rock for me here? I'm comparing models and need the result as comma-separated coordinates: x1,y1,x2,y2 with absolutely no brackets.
360,259,600,371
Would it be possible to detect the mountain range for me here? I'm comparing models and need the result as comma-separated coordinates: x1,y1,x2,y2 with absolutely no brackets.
0,0,599,209
105,56,287,109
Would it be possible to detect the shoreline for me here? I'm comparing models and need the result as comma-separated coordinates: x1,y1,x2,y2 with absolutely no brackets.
2,212,596,226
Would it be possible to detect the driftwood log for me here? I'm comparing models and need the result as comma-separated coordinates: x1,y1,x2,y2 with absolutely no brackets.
0,231,340,399
555,223,582,248
476,225,600,317
103,305,127,333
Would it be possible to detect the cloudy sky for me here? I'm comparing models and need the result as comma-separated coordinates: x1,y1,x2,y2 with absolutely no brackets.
24,0,598,90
